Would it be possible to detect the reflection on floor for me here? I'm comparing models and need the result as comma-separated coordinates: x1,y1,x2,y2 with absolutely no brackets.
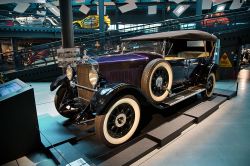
3,67,250,166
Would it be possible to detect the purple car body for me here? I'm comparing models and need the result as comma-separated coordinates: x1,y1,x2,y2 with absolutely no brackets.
96,52,162,87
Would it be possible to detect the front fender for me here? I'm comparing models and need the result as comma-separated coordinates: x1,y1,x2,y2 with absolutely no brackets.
73,21,82,26
90,83,147,115
50,75,67,91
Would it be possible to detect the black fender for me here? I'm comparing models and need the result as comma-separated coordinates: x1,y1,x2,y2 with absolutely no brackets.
207,63,218,75
90,83,148,115
50,75,68,91
201,63,218,83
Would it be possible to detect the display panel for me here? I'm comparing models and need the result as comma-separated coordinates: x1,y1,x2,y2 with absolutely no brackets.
0,82,22,97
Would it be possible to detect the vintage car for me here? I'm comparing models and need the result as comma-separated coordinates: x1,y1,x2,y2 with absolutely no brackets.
14,16,59,28
0,15,15,26
73,15,111,30
201,12,230,27
50,30,218,147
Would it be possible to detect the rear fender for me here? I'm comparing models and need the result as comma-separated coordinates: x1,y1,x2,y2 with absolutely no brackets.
207,63,218,76
90,83,147,115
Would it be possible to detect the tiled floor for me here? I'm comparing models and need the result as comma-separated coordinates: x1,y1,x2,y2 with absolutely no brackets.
3,67,250,166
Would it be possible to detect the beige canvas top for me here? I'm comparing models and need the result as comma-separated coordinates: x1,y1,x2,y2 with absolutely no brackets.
122,30,217,42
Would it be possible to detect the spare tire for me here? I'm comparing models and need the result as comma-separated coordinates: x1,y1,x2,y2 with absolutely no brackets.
141,59,173,103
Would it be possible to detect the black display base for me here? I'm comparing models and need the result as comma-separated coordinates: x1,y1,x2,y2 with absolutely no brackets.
147,115,195,147
38,114,77,149
100,138,158,166
50,143,94,166
213,88,237,99
184,96,227,123
39,94,230,166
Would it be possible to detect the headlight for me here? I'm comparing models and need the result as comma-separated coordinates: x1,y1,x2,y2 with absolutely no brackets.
89,68,98,87
66,65,73,80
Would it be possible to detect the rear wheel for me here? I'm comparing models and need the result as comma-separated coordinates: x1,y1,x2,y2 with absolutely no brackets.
54,86,79,119
95,95,140,147
202,72,216,98
43,20,52,28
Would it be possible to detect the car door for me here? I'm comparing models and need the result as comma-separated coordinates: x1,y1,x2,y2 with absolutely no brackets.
168,59,187,85
186,57,199,79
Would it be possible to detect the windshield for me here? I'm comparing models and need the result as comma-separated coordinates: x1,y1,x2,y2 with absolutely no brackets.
165,40,212,58
122,40,164,55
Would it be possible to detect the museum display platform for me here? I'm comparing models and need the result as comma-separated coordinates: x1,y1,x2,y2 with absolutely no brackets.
37,88,235,166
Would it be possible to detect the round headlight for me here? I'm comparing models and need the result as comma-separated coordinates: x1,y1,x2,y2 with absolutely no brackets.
66,65,73,80
89,68,98,87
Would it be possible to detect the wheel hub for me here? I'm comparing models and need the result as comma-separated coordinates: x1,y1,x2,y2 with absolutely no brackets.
115,113,127,127
155,76,163,88
207,77,213,90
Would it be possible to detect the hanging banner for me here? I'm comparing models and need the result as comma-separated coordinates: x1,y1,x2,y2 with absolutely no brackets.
79,4,90,15
119,0,137,13
220,52,232,67
13,3,30,13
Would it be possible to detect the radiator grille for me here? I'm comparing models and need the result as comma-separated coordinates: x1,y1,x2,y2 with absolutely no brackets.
77,64,94,102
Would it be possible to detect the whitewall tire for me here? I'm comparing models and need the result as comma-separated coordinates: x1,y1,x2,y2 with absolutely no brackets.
203,72,216,98
141,59,173,102
95,95,140,147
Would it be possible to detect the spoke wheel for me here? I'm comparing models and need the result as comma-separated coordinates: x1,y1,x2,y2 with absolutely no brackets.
151,67,169,97
202,72,216,98
95,95,140,147
54,86,79,119
141,59,173,103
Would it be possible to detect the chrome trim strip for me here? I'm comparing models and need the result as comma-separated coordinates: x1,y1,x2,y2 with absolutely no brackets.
169,88,205,106
164,88,205,106
71,82,98,92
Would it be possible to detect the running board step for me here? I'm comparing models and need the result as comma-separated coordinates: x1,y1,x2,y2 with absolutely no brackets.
162,86,205,106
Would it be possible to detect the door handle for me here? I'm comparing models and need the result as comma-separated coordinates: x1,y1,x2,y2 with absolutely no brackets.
192,62,199,65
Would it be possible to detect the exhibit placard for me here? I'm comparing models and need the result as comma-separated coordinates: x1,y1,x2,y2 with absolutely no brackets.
57,48,80,68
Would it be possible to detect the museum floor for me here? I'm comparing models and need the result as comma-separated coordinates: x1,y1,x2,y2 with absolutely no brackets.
3,66,250,166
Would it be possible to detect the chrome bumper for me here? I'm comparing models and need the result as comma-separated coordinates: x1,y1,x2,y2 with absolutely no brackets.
70,81,97,92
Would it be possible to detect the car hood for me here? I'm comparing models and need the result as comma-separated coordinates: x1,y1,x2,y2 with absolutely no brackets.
95,52,162,64
91,52,161,87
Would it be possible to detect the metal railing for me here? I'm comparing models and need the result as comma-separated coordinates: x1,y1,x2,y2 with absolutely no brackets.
1,8,250,72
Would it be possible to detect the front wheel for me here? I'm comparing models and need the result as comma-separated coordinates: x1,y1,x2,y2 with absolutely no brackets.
95,95,140,147
202,72,216,98
54,85,79,119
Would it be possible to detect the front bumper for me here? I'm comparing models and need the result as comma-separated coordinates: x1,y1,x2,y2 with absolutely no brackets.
70,81,97,92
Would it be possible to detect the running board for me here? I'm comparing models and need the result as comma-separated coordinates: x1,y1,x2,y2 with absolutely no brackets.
162,86,205,106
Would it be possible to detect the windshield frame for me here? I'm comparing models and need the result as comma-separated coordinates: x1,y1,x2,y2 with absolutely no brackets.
121,40,166,56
